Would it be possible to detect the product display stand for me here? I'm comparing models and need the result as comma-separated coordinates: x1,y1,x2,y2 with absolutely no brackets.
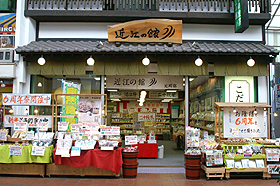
0,164,45,177
201,164,225,180
225,167,269,180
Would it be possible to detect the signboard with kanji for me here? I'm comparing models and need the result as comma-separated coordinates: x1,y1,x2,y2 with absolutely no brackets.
2,94,51,105
108,19,182,44
138,113,155,121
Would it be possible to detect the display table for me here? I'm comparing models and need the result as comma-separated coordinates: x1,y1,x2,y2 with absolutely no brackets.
0,144,53,164
50,147,123,177
0,144,53,177
132,143,158,158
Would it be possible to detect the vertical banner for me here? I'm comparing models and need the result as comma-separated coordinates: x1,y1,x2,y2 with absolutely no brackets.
223,108,266,138
61,80,81,132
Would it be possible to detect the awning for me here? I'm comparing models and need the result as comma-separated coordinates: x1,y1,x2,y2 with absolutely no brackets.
16,40,279,55
15,40,279,76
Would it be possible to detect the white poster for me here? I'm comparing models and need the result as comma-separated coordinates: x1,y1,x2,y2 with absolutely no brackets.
5,116,52,128
78,95,102,125
31,146,45,156
106,75,183,89
223,107,266,138
125,135,138,145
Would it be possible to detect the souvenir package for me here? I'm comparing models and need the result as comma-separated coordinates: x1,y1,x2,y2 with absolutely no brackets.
56,132,65,139
123,146,138,152
226,159,234,168
256,159,265,168
249,160,257,168
205,150,223,166
57,139,64,148
241,159,250,168
64,133,72,139
252,145,262,155
64,139,73,148
185,149,201,155
234,161,242,168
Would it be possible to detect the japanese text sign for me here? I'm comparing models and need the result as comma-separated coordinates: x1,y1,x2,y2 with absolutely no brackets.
224,107,266,138
5,116,52,128
0,131,7,141
125,135,138,145
38,122,48,131
2,94,51,105
100,126,120,135
9,146,22,155
108,19,182,44
58,122,68,131
138,113,155,121
31,146,45,156
14,122,27,131
107,75,183,90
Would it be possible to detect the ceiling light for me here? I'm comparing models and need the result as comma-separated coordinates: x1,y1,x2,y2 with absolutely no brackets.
195,56,203,66
37,82,42,87
9,108,13,114
189,78,195,81
111,99,121,101
274,112,278,117
142,55,150,66
94,77,100,81
139,102,143,106
25,108,29,115
166,90,177,93
0,80,6,87
87,56,95,66
233,108,237,113
162,99,172,102
254,108,258,114
247,57,255,67
38,55,46,65
107,89,118,92
140,90,147,97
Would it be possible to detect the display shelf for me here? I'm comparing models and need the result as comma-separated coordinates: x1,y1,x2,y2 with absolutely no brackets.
201,164,225,180
0,163,45,177
225,168,269,180
263,145,280,178
156,113,171,138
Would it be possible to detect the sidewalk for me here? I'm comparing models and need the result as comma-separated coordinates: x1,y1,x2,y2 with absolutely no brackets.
0,174,278,186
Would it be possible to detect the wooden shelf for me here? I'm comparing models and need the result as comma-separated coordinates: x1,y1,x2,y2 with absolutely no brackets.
111,122,133,124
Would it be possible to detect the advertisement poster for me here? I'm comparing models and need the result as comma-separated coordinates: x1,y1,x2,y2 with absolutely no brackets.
5,116,52,128
61,80,81,132
223,108,266,138
78,95,102,125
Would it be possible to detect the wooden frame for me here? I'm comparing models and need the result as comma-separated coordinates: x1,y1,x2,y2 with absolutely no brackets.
213,102,272,142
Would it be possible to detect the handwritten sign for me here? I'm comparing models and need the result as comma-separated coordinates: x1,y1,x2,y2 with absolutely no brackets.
56,147,70,156
2,94,51,105
9,146,22,155
21,131,34,140
224,107,265,138
14,122,27,131
86,124,99,133
138,113,155,121
108,19,182,44
125,135,138,145
5,116,52,128
71,124,82,133
31,146,45,156
58,122,68,131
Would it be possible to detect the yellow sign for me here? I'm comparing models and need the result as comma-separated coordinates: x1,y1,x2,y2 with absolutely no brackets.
108,19,182,44
144,120,154,127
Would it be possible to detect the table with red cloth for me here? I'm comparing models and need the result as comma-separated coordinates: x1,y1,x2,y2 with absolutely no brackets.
131,143,158,158
53,148,123,174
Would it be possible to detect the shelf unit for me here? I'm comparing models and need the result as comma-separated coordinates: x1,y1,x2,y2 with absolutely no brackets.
111,113,133,135
155,113,170,136
222,144,269,179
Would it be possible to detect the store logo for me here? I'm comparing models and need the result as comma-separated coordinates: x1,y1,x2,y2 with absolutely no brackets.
149,77,157,86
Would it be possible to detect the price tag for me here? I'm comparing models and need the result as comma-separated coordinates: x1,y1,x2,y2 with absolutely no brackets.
71,124,82,133
28,123,38,128
31,146,45,156
86,124,99,133
21,131,35,141
82,134,89,141
0,131,7,141
9,146,22,155
58,122,68,131
100,127,113,135
71,147,81,157
267,152,279,161
56,147,70,155
112,127,120,135
38,122,48,131
14,122,27,131
125,135,137,145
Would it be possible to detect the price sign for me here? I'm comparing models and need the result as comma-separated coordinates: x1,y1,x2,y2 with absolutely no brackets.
9,146,22,155
86,124,99,133
38,122,48,131
125,135,137,145
71,147,81,156
58,122,68,131
14,122,27,131
71,124,82,133
28,123,38,128
56,147,70,155
112,127,120,135
267,152,279,161
100,127,112,135
0,131,7,141
31,146,45,156
82,134,89,141
21,131,34,141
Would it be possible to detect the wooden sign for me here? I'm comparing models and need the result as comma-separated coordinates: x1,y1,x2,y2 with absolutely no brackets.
108,19,182,44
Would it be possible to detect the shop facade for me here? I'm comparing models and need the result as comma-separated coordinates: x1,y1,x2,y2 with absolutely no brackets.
9,0,278,161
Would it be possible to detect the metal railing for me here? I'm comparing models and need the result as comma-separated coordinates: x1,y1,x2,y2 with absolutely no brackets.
26,0,270,13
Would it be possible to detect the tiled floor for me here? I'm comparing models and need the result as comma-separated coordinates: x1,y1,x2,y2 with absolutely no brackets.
0,174,278,186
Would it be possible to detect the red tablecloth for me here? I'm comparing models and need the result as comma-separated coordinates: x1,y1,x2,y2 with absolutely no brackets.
131,143,158,158
53,148,123,174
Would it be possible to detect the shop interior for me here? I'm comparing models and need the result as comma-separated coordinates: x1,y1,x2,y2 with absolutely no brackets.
28,75,223,168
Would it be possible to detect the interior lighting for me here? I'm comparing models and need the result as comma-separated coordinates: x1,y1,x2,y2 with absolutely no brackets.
189,78,195,81
142,55,150,66
111,99,121,102
195,56,203,66
166,90,177,93
34,108,38,115
162,99,172,102
254,108,258,114
139,102,143,106
38,55,46,66
25,109,29,115
37,82,42,87
107,89,118,92
233,107,237,113
274,112,278,117
140,90,147,97
9,108,13,114
87,56,95,66
247,57,255,67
